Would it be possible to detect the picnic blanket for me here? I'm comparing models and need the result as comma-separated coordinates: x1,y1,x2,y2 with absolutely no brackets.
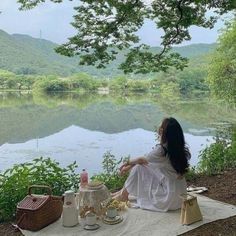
21,195,236,236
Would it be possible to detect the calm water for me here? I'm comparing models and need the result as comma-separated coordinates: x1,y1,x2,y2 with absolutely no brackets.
0,92,235,175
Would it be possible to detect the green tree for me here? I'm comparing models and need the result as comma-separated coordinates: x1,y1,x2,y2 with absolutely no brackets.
110,76,128,91
207,19,236,103
18,0,236,73
159,82,180,101
127,79,149,92
0,70,16,89
33,76,70,92
178,67,209,97
70,73,99,91
14,75,36,90
5,77,17,89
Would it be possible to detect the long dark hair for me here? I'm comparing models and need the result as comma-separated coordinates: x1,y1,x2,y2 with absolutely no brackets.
159,117,190,175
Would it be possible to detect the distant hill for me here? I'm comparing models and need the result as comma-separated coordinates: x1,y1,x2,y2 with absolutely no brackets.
0,29,216,77
0,30,80,76
174,43,216,57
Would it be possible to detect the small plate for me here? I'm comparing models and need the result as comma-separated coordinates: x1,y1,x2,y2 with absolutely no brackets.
84,224,100,230
103,215,123,225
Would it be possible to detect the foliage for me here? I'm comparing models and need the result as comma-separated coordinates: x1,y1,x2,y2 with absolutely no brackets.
0,69,42,90
109,76,128,91
178,67,209,97
0,157,80,222
109,77,150,93
18,0,235,73
91,151,129,191
127,79,149,92
198,126,236,175
185,166,198,182
0,64,211,98
33,77,70,92
70,73,100,91
207,18,236,103
0,70,15,89
99,79,109,87
32,73,106,92
159,82,180,101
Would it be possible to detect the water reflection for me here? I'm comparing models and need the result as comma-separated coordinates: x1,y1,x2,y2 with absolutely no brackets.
0,126,213,174
0,92,235,173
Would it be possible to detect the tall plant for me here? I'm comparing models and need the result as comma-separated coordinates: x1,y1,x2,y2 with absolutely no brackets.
92,151,129,191
198,126,236,175
0,157,80,222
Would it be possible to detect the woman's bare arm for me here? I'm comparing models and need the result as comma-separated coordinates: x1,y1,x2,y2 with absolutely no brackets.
129,157,148,165
119,157,148,176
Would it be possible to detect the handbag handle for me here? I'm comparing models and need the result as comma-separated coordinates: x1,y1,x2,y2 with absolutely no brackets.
179,193,196,200
28,185,52,195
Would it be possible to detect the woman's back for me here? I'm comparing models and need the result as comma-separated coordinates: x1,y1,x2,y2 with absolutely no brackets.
115,117,190,211
125,145,187,212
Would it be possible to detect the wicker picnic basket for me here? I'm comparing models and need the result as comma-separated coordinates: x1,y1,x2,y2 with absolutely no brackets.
16,185,63,231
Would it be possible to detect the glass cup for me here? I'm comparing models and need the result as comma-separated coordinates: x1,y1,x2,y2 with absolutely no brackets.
106,207,117,218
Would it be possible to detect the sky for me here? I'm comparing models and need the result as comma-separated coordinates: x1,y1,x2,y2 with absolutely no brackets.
0,0,230,46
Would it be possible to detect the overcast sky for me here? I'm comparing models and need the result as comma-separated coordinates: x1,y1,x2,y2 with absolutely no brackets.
0,0,229,46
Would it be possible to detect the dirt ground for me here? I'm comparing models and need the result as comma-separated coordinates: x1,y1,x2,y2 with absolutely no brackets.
180,168,236,236
1,169,236,236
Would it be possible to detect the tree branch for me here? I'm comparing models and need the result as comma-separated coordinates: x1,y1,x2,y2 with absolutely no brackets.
157,0,184,59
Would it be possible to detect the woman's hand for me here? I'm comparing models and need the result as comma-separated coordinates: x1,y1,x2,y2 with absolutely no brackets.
119,164,133,176
119,157,148,176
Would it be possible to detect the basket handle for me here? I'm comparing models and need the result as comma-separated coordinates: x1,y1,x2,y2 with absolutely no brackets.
28,185,52,195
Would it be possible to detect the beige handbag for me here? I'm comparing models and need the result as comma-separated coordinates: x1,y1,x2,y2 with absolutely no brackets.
180,193,202,225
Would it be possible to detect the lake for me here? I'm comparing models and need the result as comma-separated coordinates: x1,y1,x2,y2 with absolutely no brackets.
0,92,235,175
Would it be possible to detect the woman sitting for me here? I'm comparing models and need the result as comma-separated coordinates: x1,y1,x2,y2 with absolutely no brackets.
112,117,191,212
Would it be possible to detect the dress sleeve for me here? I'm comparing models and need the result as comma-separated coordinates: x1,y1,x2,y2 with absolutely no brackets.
146,145,166,163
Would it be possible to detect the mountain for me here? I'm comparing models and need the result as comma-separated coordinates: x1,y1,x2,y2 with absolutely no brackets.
0,29,216,77
0,30,80,76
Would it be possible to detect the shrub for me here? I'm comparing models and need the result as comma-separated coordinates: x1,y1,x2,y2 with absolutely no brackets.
198,127,236,175
70,73,99,91
44,79,70,92
0,157,80,222
127,80,149,92
91,151,129,192
159,82,180,101
33,77,70,92
185,166,199,181
109,76,128,91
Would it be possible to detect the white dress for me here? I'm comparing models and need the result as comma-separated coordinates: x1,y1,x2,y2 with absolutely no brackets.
125,145,187,212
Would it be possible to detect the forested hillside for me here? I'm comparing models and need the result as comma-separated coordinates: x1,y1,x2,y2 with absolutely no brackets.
0,30,80,76
0,29,216,77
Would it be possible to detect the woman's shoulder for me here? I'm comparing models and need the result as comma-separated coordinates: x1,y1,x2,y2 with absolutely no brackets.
146,144,167,161
154,144,167,155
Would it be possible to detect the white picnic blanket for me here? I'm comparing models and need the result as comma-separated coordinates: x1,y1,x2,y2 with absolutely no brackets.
21,195,236,236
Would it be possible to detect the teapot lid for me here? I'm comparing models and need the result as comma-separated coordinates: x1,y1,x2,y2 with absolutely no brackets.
64,190,74,195
85,211,95,217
